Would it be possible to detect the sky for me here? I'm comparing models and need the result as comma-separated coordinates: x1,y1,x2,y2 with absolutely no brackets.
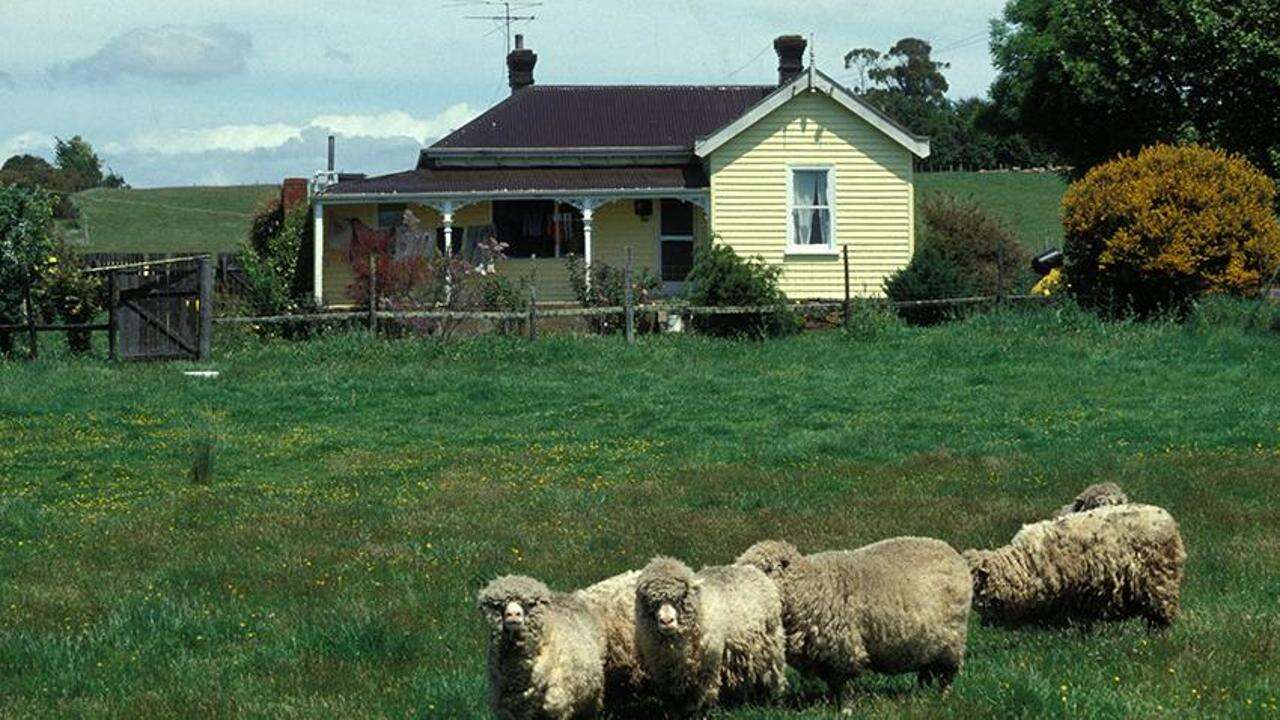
0,0,1008,188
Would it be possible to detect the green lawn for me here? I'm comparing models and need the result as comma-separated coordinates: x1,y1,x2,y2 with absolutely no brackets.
67,185,277,254
2,306,1278,717
919,171,1069,253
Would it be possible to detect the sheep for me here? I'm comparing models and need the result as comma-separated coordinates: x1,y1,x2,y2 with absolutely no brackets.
963,503,1186,628
572,570,646,703
1053,482,1130,518
633,556,787,716
477,575,606,720
736,537,972,710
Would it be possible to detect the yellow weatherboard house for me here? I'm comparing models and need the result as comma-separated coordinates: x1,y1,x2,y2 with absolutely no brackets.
310,34,929,306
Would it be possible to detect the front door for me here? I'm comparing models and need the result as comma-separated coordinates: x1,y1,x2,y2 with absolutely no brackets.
660,199,695,294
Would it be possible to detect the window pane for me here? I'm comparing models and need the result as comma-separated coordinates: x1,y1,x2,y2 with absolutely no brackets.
792,170,829,209
661,240,694,282
661,199,694,236
810,208,831,246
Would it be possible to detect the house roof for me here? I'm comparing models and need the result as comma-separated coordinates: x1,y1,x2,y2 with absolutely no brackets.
428,85,775,152
324,165,707,198
695,68,931,159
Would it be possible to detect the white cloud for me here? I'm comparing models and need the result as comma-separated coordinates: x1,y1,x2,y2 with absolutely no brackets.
308,105,477,142
50,24,252,84
109,105,478,157
1,131,54,160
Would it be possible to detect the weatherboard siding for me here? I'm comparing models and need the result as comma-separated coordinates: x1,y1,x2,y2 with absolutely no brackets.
707,90,916,298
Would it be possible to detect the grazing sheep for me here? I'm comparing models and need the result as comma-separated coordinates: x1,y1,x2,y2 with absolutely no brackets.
477,575,606,720
736,538,972,709
964,503,1186,628
573,570,646,702
633,557,787,716
1053,482,1130,518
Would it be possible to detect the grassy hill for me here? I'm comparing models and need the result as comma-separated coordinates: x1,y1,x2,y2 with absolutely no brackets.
918,171,1069,253
65,173,1069,256
68,185,277,255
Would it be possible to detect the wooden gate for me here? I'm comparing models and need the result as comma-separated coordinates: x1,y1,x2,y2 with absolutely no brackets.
108,257,213,361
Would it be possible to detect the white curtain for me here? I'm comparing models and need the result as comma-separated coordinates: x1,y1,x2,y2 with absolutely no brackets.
792,170,830,245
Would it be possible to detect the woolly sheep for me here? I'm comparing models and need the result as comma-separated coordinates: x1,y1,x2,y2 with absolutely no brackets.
633,556,787,716
477,575,606,720
736,537,972,709
963,503,1186,628
1052,482,1130,518
572,570,646,703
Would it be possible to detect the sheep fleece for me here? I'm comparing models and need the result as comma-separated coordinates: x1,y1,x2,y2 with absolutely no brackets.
966,503,1186,626
745,538,971,686
573,570,645,699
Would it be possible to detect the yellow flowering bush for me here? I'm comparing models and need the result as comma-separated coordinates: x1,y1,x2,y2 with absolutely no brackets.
1062,144,1280,315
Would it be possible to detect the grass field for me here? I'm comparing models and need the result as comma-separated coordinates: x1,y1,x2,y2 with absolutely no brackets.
68,185,277,254
918,171,1069,253
66,173,1067,257
2,305,1278,718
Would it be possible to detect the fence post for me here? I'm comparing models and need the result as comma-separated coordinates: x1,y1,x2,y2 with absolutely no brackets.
624,246,636,345
368,252,378,333
198,256,213,362
842,244,852,331
107,272,118,361
24,281,37,360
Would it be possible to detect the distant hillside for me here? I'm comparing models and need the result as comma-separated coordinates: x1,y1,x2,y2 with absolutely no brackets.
63,174,1068,256
68,185,278,254
917,171,1068,253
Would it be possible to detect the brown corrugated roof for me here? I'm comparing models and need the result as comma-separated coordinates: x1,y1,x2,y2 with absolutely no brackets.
325,165,707,196
429,85,775,151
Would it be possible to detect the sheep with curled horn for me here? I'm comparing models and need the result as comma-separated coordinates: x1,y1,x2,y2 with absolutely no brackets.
736,537,972,711
633,556,787,717
964,503,1186,628
477,575,607,720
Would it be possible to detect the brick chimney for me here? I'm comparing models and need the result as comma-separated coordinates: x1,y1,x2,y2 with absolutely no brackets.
281,178,309,212
507,34,537,94
774,35,807,85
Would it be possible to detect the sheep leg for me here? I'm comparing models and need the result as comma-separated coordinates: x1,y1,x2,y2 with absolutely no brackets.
917,662,959,694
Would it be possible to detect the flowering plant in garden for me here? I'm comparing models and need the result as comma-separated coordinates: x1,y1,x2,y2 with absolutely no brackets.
1063,144,1280,316
0,185,57,354
349,211,527,339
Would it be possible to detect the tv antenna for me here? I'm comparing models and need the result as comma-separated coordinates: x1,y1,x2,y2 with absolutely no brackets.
449,0,541,55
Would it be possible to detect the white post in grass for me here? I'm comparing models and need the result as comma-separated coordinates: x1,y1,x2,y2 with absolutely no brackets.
582,205,595,294
442,204,455,304
312,201,325,306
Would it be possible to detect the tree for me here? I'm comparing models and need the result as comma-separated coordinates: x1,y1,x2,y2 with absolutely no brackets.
54,136,104,191
868,38,949,103
843,48,881,94
0,185,56,355
991,0,1280,176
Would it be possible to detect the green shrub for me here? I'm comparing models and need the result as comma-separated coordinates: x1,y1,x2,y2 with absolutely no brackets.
1063,144,1280,317
843,297,905,340
0,185,56,356
239,200,310,319
38,243,103,354
884,244,977,325
565,254,662,334
686,243,798,338
885,194,1029,325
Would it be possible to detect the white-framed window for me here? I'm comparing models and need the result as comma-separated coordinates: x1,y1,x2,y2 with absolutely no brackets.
788,167,836,253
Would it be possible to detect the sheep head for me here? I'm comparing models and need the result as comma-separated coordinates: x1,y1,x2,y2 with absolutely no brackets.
477,575,552,641
636,557,700,640
736,539,802,579
1055,482,1129,517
